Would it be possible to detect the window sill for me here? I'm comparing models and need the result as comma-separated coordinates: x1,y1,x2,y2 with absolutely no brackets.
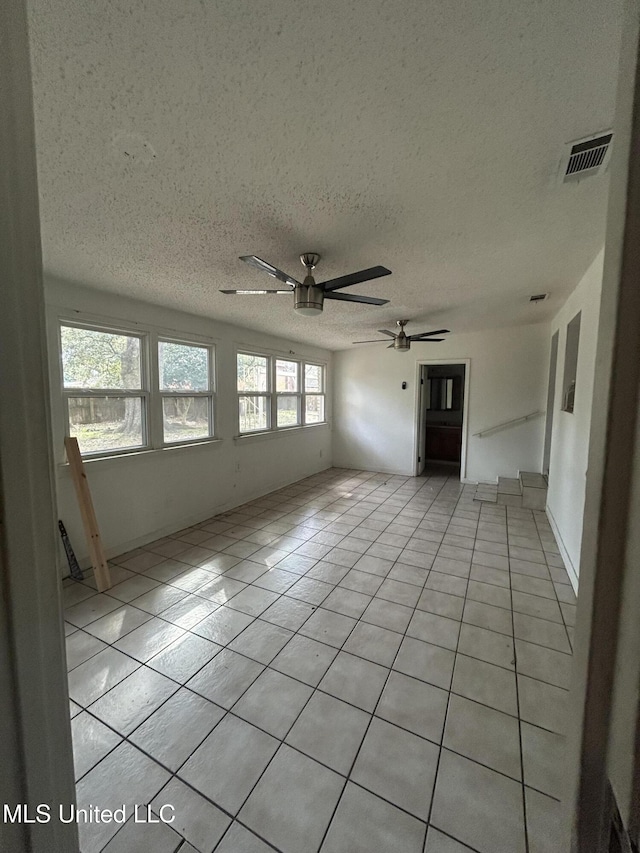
233,422,330,444
57,437,223,469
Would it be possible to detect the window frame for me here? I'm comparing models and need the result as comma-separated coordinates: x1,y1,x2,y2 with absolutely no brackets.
59,320,151,458
58,318,218,458
237,351,273,434
303,362,326,425
157,336,216,447
236,351,327,436
275,358,302,429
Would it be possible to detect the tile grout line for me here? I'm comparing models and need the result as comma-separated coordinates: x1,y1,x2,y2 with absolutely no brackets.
507,504,532,853
534,511,576,652
423,480,480,852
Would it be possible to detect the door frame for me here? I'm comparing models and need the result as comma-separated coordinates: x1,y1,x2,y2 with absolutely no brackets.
416,365,429,476
413,358,471,480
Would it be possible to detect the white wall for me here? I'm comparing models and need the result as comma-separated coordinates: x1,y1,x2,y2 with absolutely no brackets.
332,323,549,482
546,250,604,588
46,279,332,571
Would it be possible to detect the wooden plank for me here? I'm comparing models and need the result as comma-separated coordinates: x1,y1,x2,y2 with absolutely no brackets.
64,437,111,592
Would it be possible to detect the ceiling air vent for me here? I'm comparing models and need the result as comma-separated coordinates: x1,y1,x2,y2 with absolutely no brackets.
529,293,549,303
559,132,613,183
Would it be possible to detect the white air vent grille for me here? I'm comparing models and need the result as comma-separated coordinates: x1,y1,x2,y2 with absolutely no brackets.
559,132,613,183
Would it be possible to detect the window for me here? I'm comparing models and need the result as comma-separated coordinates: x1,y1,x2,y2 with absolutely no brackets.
159,340,214,444
304,363,325,424
238,353,270,432
276,359,300,427
60,322,216,456
237,353,326,434
61,324,147,455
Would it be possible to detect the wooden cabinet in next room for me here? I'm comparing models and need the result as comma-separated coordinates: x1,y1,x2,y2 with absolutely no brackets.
425,425,462,463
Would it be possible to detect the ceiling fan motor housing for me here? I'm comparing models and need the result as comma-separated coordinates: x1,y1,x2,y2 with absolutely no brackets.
394,332,411,351
294,273,325,316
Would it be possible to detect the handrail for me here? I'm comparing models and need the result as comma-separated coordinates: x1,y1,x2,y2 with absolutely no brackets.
473,410,544,438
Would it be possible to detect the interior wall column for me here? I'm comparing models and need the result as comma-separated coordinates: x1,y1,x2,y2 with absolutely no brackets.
0,0,78,850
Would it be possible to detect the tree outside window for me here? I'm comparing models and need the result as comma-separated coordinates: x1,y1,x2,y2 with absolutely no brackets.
159,341,213,443
61,325,145,454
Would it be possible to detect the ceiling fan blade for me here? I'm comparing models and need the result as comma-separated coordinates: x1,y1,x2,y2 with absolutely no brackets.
321,266,392,292
220,289,292,294
324,292,389,305
410,338,445,342
377,329,396,338
387,343,395,348
352,339,389,344
239,255,301,287
409,329,451,339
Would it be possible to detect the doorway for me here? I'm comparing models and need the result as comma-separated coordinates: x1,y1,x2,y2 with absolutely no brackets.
542,331,559,476
416,361,468,478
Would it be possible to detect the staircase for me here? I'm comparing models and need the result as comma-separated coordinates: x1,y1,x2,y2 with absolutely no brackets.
474,471,548,509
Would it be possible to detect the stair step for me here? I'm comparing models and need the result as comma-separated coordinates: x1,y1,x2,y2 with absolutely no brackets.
498,477,522,496
520,471,547,489
497,494,523,507
474,472,548,509
522,485,547,510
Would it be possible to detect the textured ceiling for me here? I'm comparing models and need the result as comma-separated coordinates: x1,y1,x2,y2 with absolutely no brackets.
28,0,623,350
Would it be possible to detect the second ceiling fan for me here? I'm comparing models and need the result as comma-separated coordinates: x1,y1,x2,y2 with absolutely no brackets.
221,253,391,316
354,319,450,352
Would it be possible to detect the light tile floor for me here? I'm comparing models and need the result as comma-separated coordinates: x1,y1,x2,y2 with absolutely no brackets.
64,466,576,853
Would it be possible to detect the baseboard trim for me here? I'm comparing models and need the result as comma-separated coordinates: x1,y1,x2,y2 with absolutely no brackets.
546,505,579,594
333,463,415,477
